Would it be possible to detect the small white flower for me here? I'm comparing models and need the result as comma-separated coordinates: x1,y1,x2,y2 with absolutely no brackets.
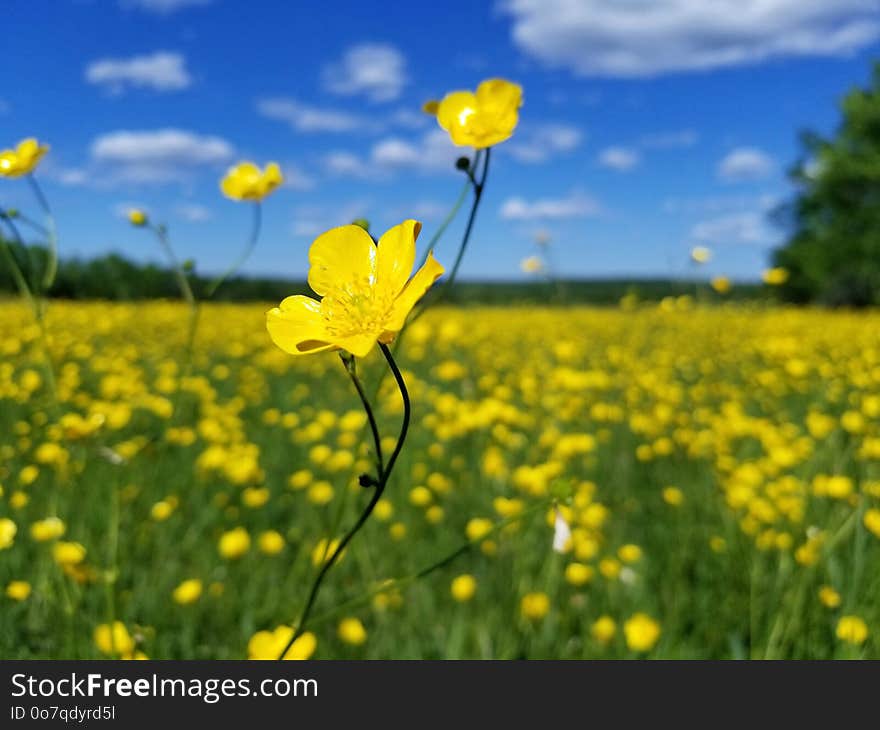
552,506,571,554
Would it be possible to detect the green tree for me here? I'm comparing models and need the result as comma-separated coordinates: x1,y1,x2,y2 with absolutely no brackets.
774,62,880,307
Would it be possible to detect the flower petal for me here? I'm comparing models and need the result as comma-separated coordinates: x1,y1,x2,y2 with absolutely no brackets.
436,91,477,139
266,295,335,356
307,224,377,298
332,332,380,359
377,219,420,297
475,78,523,115
384,251,445,333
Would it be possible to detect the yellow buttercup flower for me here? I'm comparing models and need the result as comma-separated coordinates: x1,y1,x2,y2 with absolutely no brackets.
450,574,477,602
690,246,711,264
6,580,31,601
128,209,148,227
836,615,868,645
248,626,316,660
0,518,16,550
762,267,789,285
0,138,49,177
267,220,444,358
220,161,283,202
337,617,367,646
711,276,731,294
172,578,203,605
623,613,661,652
433,78,522,149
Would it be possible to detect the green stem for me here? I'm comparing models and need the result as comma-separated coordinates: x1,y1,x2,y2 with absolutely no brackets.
205,202,261,299
277,343,410,659
27,175,57,292
414,176,472,270
341,354,384,478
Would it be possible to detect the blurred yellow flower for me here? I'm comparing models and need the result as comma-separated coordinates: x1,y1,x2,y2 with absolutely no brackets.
337,617,367,646
0,518,16,550
220,161,283,202
30,517,65,542
520,256,544,274
520,591,550,622
172,579,203,605
267,220,444,357
623,613,661,652
762,267,789,285
564,562,594,587
258,529,286,555
52,541,86,566
863,508,880,539
450,574,477,602
218,527,250,559
836,615,868,645
818,585,841,609
433,78,522,148
0,138,49,177
591,615,617,644
662,487,684,506
5,580,31,601
711,276,731,294
128,209,148,226
690,246,711,264
248,626,316,660
94,621,136,657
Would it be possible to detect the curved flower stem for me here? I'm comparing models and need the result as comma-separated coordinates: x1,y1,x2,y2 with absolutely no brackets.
205,202,261,299
27,175,57,293
341,353,384,478
414,176,472,271
277,342,410,659
0,218,36,307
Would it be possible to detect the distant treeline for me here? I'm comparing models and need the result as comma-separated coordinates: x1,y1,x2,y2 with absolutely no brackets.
0,241,764,305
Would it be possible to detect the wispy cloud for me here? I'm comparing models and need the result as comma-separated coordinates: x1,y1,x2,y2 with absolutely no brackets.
85,51,192,93
691,211,777,246
501,0,880,77
257,97,368,133
508,124,583,164
120,0,212,14
91,128,234,183
499,191,601,221
717,147,775,182
598,146,640,172
322,43,407,102
175,203,212,222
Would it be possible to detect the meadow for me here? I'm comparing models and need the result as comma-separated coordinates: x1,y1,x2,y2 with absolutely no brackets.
1,298,878,659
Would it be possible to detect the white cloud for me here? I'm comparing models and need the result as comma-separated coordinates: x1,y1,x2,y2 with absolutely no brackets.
691,212,776,246
322,43,407,102
598,146,640,172
121,0,211,14
640,129,699,149
499,191,601,221
280,163,316,191
325,130,460,178
501,0,880,77
508,124,583,163
85,51,192,93
175,203,212,222
291,201,370,238
91,129,234,183
257,97,367,133
54,168,89,186
718,147,775,181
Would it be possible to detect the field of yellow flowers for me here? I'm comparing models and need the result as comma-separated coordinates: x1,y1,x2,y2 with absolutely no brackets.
1,297,878,659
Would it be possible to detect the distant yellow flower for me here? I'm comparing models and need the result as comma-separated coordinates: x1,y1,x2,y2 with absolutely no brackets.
450,574,477,602
0,518,16,550
591,615,617,643
520,256,544,274
337,617,367,646
863,508,880,539
690,246,711,264
258,529,285,555
836,615,868,645
818,585,841,609
94,621,135,657
520,591,550,622
248,626,316,660
564,562,594,587
221,161,283,202
432,78,522,148
6,580,31,601
128,209,148,226
0,138,49,177
624,613,661,652
52,541,86,566
30,517,65,542
218,527,250,559
662,486,684,506
267,220,444,358
711,276,731,294
762,267,789,285
172,578,203,605
618,544,642,563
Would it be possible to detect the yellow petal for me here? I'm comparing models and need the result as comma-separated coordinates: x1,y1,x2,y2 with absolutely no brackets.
307,224,377,297
266,296,335,356
437,91,477,136
0,150,18,175
221,162,261,201
260,162,283,198
376,219,420,296
331,332,380,359
476,78,523,115
384,252,445,333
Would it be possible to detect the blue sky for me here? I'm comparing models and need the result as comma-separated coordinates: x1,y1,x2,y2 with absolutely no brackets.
2,0,879,282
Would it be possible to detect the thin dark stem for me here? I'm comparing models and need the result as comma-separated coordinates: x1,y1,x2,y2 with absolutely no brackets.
341,354,384,478
277,343,411,659
205,202,261,298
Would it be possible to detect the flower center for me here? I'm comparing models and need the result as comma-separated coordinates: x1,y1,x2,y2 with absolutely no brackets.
321,278,395,339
